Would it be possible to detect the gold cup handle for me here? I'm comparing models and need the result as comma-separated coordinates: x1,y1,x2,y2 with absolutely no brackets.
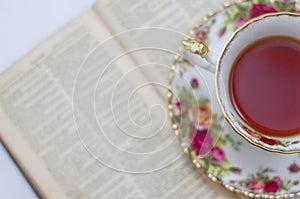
181,38,216,73
182,38,209,58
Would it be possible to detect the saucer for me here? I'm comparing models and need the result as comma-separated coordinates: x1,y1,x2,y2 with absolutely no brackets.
168,0,300,198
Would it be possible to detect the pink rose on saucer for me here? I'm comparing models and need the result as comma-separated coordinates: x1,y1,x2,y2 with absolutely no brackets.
211,146,225,162
250,178,265,191
175,101,188,117
249,4,276,18
194,33,205,42
189,124,213,156
272,176,281,183
288,163,300,173
189,103,212,130
190,78,199,88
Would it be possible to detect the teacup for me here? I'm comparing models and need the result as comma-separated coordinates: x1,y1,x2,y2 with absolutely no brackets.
182,12,300,153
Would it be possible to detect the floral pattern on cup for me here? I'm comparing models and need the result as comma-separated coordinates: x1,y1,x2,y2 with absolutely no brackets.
245,128,300,148
193,0,300,153
221,0,300,35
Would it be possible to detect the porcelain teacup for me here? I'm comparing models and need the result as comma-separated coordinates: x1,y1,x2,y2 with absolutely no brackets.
182,12,300,153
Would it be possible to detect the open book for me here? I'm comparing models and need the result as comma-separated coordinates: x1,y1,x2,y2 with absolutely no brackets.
0,0,244,198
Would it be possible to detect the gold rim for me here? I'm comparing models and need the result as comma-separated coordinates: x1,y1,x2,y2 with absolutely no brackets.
216,11,300,154
167,0,300,198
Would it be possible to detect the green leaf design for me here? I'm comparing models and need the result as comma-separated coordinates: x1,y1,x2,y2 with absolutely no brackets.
272,1,283,11
257,0,266,4
285,2,296,11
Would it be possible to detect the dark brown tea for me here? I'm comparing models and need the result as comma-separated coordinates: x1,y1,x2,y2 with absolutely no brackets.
229,36,300,137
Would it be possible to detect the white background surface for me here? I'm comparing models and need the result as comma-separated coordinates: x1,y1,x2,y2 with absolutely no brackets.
0,0,94,198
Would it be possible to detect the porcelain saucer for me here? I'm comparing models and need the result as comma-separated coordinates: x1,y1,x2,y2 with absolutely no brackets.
168,0,300,198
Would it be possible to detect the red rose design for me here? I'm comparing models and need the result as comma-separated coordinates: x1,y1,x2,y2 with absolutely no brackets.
288,163,300,173
235,168,242,174
211,146,225,162
229,167,242,174
175,101,188,116
249,4,276,19
218,26,226,37
189,124,213,156
260,137,278,145
191,78,199,88
264,180,279,193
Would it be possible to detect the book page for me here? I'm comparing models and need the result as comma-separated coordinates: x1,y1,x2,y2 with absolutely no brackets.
0,10,108,198
0,8,166,198
93,0,228,97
